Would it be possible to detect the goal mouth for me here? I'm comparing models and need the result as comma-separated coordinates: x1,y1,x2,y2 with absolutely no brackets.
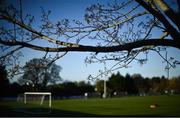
15,92,52,114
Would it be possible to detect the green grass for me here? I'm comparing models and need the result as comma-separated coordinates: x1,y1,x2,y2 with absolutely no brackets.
0,95,180,116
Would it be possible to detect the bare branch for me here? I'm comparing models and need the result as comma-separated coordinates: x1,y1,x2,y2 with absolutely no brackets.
0,14,80,47
154,0,180,30
0,39,179,53
67,11,148,33
88,50,139,80
151,49,175,68
135,0,180,40
0,46,23,59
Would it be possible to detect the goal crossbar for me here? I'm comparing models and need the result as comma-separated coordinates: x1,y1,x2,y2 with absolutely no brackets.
24,92,51,95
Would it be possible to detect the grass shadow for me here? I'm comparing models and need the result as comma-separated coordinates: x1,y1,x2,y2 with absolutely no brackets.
0,107,179,117
1,107,177,117
0,107,98,117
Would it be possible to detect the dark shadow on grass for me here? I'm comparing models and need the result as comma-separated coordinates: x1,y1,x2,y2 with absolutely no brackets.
0,106,179,117
0,107,179,117
0,107,98,117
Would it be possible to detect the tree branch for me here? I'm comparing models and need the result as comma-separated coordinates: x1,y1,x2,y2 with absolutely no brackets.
0,14,80,47
154,0,180,30
67,11,148,33
0,46,24,59
0,39,179,53
135,0,180,40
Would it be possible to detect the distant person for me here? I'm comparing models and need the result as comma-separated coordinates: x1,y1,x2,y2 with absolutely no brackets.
84,92,88,99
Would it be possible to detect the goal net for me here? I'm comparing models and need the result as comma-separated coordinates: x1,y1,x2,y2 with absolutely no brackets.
16,92,52,114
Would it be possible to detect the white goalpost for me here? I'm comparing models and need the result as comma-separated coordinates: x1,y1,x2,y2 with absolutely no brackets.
24,92,52,108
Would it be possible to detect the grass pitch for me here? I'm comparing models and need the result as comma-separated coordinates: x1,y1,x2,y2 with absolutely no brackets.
0,95,180,116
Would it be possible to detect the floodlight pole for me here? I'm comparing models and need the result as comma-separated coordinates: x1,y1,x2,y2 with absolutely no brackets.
103,79,107,98
166,51,170,79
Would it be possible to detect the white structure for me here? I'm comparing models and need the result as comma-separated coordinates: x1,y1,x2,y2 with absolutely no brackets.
24,92,51,108
103,80,107,98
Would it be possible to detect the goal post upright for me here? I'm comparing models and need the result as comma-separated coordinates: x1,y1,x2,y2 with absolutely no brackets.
24,93,26,104
49,93,51,108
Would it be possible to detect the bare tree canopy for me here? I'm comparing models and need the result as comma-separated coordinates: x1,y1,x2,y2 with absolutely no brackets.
0,0,179,79
18,58,62,91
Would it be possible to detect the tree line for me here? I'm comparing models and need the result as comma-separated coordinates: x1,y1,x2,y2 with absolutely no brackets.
0,64,94,98
96,72,180,97
1,64,180,99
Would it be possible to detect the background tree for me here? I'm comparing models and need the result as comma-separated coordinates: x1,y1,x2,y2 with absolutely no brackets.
168,76,180,93
143,77,151,94
124,73,138,95
76,81,94,94
149,76,161,94
47,81,94,98
157,76,168,93
108,72,126,96
95,80,105,98
132,74,146,95
0,65,9,97
19,58,62,91
9,82,24,97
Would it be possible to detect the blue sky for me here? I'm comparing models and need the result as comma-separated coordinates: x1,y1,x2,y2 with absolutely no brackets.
5,0,180,83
